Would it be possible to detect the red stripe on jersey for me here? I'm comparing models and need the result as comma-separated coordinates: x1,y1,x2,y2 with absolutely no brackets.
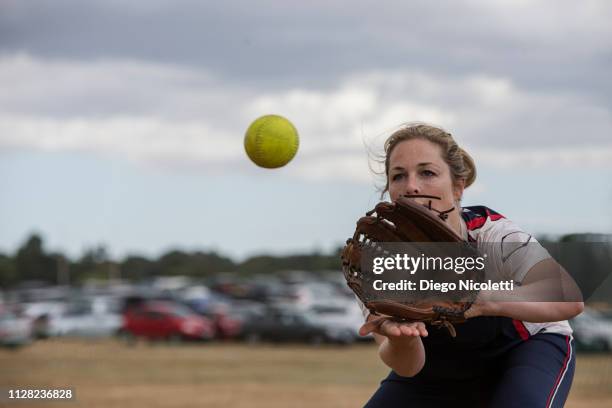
464,208,505,231
485,208,504,222
512,319,530,340
545,336,572,408
466,217,487,231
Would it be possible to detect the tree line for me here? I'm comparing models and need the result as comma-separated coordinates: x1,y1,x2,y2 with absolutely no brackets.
1,233,610,305
0,234,343,287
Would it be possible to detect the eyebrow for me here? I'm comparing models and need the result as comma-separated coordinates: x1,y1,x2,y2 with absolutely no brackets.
391,162,435,171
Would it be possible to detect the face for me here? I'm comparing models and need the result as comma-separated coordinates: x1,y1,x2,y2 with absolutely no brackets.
387,138,464,211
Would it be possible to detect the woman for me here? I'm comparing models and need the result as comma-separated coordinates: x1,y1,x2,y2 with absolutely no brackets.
359,124,583,407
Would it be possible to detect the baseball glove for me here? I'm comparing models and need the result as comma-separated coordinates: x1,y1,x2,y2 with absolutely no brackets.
341,194,482,337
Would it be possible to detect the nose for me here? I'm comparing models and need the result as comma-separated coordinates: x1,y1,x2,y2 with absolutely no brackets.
404,174,420,195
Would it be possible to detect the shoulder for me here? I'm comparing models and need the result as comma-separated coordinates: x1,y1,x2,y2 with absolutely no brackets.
462,205,552,282
461,205,508,239
461,205,505,231
460,205,529,243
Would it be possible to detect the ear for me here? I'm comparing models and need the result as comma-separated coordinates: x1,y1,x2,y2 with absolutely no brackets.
453,178,466,202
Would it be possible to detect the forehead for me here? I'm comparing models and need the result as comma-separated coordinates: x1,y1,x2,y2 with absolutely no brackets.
389,138,444,167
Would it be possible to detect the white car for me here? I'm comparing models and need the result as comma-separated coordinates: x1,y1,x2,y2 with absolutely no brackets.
306,302,371,342
50,296,123,338
570,309,612,352
21,301,67,339
0,312,32,348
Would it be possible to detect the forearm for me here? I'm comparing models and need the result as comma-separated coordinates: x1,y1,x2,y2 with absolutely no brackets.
477,298,584,322
472,270,584,322
377,335,426,377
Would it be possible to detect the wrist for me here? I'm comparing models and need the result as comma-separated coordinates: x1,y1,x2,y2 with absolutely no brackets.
479,301,502,317
380,334,426,377
466,300,499,318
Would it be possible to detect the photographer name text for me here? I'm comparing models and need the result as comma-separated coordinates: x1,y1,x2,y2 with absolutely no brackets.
373,279,514,292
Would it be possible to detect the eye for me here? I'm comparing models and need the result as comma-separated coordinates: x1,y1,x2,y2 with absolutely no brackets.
421,169,436,177
391,173,405,181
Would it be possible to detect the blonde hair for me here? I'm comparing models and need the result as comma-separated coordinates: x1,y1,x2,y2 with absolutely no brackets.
379,123,476,196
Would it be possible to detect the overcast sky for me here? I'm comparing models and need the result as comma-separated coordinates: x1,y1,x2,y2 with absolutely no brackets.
1,0,611,261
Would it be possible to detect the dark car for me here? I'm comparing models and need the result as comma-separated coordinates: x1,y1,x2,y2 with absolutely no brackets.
121,301,215,343
241,309,354,345
185,298,243,340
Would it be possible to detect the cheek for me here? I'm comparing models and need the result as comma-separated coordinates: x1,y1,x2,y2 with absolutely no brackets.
440,180,460,204
388,183,401,201
424,176,455,201
420,176,445,191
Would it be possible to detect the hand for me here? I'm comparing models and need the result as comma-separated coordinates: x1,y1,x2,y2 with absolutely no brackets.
359,316,428,338
464,290,498,319
464,303,483,319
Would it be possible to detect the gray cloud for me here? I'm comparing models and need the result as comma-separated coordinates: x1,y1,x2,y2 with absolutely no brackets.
1,55,611,182
1,0,611,177
2,0,610,97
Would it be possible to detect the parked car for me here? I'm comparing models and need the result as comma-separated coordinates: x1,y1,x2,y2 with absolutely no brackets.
0,312,32,348
307,303,371,342
224,300,267,339
121,301,215,343
570,308,612,352
50,296,123,338
20,301,67,339
186,298,242,340
269,282,343,308
241,308,355,345
31,314,51,339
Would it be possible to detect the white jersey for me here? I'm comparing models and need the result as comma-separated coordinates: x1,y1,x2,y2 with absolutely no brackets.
354,205,573,338
462,205,573,337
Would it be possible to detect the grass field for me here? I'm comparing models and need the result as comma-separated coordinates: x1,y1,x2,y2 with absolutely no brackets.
1,339,611,407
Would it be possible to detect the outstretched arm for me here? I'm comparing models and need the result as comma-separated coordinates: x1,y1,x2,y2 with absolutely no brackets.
466,259,584,322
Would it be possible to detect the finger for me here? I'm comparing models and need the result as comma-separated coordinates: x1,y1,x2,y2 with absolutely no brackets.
381,320,401,337
464,305,479,319
358,322,376,336
399,324,418,337
359,317,387,336
417,324,429,337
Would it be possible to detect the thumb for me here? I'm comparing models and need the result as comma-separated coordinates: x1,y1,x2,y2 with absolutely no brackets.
359,316,387,336
464,304,481,319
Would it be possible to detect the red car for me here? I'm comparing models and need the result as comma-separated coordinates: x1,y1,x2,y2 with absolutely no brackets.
207,309,242,340
122,301,215,342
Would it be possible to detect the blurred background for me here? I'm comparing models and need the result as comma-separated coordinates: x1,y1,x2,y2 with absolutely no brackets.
1,1,611,407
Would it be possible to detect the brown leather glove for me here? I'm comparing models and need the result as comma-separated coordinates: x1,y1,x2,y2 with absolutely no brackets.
341,195,482,337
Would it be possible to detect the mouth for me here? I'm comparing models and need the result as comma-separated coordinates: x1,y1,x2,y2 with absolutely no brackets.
400,194,442,206
399,194,455,221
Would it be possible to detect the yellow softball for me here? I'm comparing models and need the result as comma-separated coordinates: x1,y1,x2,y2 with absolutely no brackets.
244,114,299,169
